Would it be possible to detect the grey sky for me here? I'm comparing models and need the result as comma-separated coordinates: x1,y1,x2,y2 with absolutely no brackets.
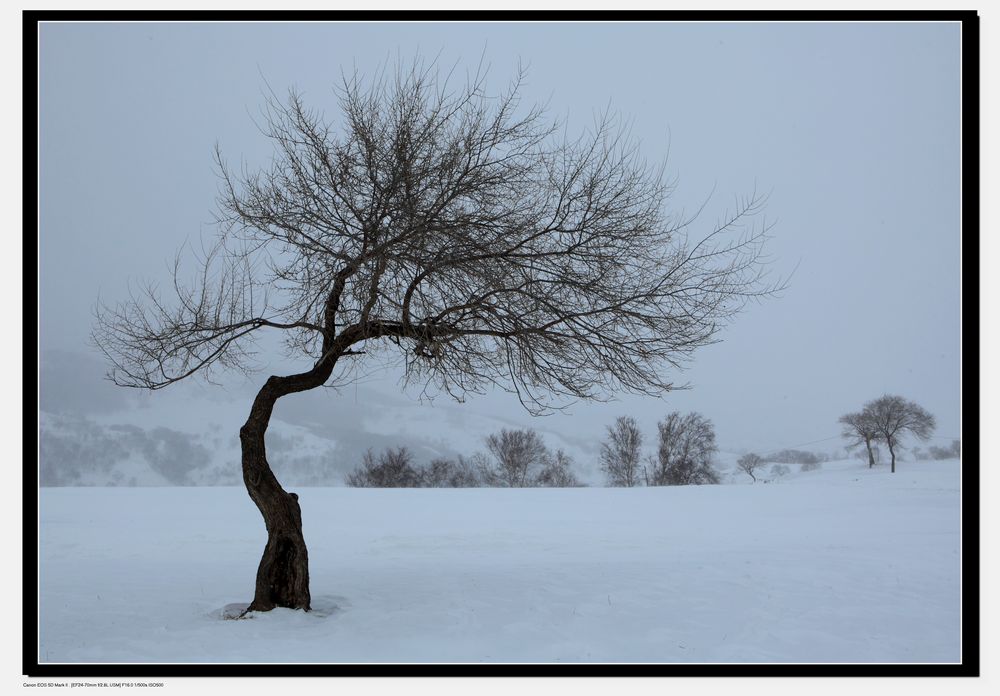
38,21,963,467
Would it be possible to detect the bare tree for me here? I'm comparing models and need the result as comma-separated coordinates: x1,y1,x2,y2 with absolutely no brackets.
737,452,764,483
864,395,936,473
92,58,776,612
442,455,483,488
599,416,643,487
535,449,584,487
346,447,420,487
839,410,880,468
649,412,720,485
350,452,482,487
483,428,550,487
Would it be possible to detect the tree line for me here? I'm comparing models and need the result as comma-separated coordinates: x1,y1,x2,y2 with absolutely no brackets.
346,429,583,488
349,410,730,488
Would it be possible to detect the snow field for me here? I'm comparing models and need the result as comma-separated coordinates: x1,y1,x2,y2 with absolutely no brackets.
37,458,961,663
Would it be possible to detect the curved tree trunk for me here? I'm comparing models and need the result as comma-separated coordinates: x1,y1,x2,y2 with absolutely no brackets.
239,362,341,611
237,273,357,612
864,438,875,468
241,392,311,612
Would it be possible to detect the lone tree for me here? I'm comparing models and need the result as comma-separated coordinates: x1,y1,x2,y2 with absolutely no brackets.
839,410,880,468
736,452,764,483
648,411,721,485
93,59,775,612
599,416,643,487
865,394,936,473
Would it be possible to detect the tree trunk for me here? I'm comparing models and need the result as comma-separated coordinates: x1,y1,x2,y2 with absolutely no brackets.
241,412,311,612
887,440,896,473
237,276,355,612
864,438,875,468
238,369,336,612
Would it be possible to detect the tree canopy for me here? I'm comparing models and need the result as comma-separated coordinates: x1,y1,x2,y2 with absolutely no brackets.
94,60,777,415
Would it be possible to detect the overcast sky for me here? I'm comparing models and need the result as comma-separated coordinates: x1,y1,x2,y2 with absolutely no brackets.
38,21,963,462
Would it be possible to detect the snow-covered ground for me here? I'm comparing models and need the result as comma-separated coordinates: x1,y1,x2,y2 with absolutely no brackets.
36,458,962,664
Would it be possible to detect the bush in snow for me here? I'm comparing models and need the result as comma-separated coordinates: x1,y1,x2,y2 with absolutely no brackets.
346,447,422,488
536,450,585,487
348,450,485,488
419,456,483,488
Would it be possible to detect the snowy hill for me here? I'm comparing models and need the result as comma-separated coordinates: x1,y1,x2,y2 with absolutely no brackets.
36,458,962,664
37,349,605,486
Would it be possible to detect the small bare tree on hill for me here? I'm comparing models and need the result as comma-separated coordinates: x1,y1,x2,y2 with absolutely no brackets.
600,416,643,487
737,452,764,483
92,58,776,612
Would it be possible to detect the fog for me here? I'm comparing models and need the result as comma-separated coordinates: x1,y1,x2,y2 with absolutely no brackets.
37,21,963,483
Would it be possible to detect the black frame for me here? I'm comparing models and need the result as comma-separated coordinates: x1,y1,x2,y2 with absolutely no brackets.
23,8,980,678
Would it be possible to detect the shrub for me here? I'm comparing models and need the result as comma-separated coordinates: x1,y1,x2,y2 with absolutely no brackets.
346,447,421,487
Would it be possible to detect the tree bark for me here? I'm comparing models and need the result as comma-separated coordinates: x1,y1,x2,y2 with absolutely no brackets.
887,440,896,473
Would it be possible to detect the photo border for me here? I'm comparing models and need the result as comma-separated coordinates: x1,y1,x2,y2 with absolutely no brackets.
23,7,980,678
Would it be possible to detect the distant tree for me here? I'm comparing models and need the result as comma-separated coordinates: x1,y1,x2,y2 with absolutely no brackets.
415,456,482,487
599,416,643,487
536,450,585,487
839,410,880,468
483,429,550,487
799,460,822,473
928,439,961,460
649,412,720,485
640,454,657,487
346,447,421,487
768,464,791,479
865,395,936,473
419,458,454,487
447,456,483,487
737,453,764,483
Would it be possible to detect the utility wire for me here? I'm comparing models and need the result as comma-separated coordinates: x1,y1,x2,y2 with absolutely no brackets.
757,434,842,458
